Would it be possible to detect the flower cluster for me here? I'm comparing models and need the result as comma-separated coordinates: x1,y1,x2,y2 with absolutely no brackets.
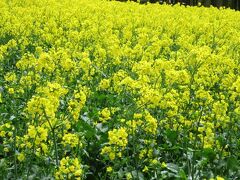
55,157,83,180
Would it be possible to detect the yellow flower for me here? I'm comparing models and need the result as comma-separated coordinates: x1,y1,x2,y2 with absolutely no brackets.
37,126,48,142
151,159,158,165
133,113,142,119
17,153,25,162
74,169,82,177
126,173,133,180
107,166,113,172
139,149,147,159
62,133,81,148
4,72,17,82
101,146,112,154
5,123,11,128
26,142,32,148
68,90,87,121
60,58,75,71
117,152,122,157
69,165,75,172
142,166,148,172
28,125,37,138
56,157,83,179
41,143,48,153
8,88,14,94
161,162,167,168
108,127,128,147
0,131,6,137
216,176,225,180
99,108,111,122
144,111,158,134
99,79,110,90
109,152,115,160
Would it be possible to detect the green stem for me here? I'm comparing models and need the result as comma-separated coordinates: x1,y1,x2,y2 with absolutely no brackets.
13,126,17,178
47,118,59,167
43,109,59,167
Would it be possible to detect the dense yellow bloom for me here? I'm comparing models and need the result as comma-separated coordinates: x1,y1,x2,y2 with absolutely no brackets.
133,113,142,119
36,126,48,144
26,84,62,120
212,100,229,125
108,127,128,147
101,146,112,155
0,0,240,178
60,58,76,71
62,133,81,148
35,53,55,73
55,157,83,180
28,125,37,138
99,108,111,123
144,111,158,134
99,79,111,90
41,143,48,153
68,90,87,121
4,72,17,82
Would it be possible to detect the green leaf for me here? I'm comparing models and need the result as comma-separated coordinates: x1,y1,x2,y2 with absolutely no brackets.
131,170,144,180
166,163,179,174
165,130,178,144
227,156,239,171
178,169,187,179
76,117,96,139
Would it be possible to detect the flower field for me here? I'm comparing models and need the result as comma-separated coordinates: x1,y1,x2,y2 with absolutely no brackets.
0,0,240,179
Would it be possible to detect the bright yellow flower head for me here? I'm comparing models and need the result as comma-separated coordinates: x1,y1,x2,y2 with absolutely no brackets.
8,88,15,94
108,127,128,147
99,79,111,90
17,153,25,162
107,166,113,172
